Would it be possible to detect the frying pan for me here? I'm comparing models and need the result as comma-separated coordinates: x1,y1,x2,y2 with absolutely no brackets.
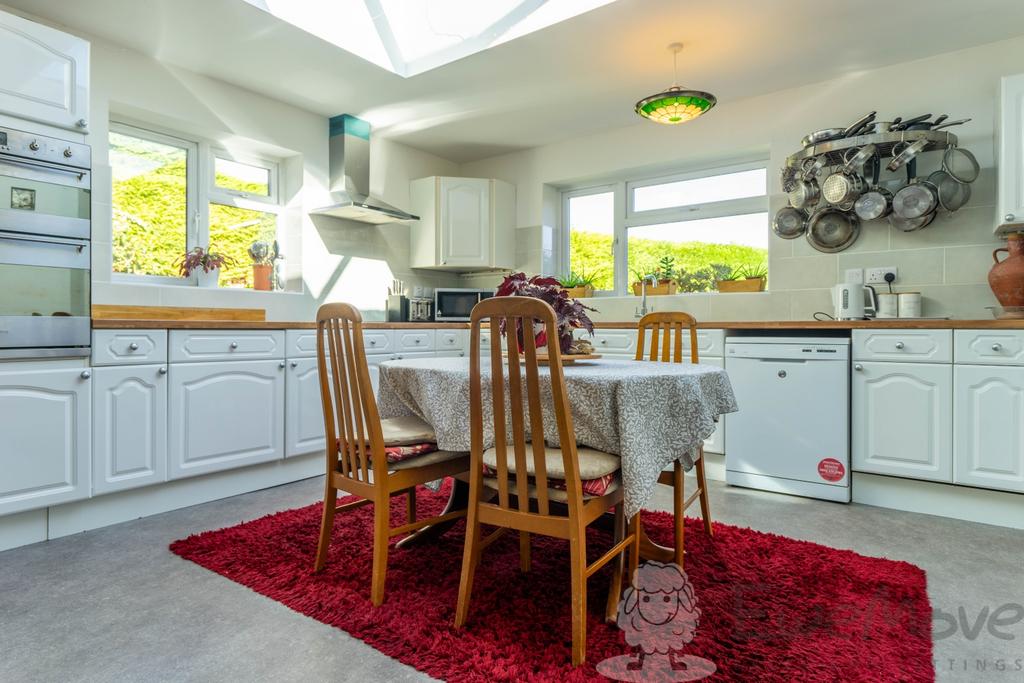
806,207,861,253
773,206,809,239
801,128,846,148
889,210,937,233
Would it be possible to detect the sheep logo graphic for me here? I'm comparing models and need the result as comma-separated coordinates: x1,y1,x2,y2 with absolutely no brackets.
596,561,716,681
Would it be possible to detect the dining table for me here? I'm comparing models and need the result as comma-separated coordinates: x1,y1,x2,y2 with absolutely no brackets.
377,355,738,561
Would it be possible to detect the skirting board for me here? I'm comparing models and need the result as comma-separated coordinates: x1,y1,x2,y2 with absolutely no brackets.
852,473,1024,530
0,454,322,552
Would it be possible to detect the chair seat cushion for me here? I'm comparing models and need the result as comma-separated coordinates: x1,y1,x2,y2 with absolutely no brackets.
381,416,436,446
482,444,620,481
390,449,467,471
483,474,620,501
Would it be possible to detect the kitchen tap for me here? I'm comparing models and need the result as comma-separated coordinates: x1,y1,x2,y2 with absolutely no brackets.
635,275,658,318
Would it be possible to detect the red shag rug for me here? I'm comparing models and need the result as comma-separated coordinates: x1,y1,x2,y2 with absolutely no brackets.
170,483,933,682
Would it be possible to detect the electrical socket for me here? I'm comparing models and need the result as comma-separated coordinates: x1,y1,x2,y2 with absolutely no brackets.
865,267,898,285
844,268,864,284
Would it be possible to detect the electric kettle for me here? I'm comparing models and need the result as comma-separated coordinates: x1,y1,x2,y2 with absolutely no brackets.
832,283,878,320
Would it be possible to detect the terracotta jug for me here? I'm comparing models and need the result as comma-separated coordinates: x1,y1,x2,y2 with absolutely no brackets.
989,233,1024,307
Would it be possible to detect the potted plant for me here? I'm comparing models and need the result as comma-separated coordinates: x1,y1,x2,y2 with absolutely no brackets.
558,270,597,298
179,247,231,288
248,241,274,291
632,255,679,296
495,272,596,354
717,263,768,293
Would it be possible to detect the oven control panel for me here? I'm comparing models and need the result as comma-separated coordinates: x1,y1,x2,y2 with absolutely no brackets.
0,125,91,169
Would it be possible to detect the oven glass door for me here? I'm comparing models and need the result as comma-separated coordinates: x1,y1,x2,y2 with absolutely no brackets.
0,232,90,353
0,157,91,239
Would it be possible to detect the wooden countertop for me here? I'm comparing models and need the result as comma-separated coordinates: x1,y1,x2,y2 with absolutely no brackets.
91,318,1024,330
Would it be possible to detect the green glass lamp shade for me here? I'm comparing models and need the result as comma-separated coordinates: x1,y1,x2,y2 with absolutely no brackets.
635,86,717,125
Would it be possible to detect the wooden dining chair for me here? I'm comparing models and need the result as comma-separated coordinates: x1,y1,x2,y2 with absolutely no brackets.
634,311,714,568
454,296,641,667
312,302,470,606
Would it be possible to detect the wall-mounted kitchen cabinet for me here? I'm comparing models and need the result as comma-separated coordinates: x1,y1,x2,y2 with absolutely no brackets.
999,74,1024,234
0,8,90,132
0,366,91,515
409,176,515,271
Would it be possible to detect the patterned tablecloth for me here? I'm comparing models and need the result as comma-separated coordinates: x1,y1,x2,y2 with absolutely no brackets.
377,356,738,519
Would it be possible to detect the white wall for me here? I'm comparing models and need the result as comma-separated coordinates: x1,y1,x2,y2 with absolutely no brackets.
461,36,1021,322
0,6,465,322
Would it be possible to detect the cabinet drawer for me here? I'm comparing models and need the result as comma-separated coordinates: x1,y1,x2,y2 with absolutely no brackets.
396,329,435,351
437,329,467,352
92,329,168,365
169,330,285,362
285,329,319,358
853,329,952,363
955,329,1024,365
588,330,637,356
362,330,393,354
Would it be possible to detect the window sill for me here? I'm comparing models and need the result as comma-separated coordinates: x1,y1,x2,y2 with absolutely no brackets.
105,276,305,297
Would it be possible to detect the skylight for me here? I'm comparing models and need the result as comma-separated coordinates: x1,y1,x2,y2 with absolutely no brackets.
242,0,616,77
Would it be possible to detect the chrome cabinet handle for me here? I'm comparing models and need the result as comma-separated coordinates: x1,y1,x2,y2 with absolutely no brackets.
1006,213,1016,222
76,119,88,128
414,339,420,344
895,342,905,350
777,370,787,378
854,364,863,371
230,342,239,349
279,361,286,369
369,339,376,345
158,367,168,375
128,342,139,351
290,360,298,368
80,370,91,379
992,343,1003,352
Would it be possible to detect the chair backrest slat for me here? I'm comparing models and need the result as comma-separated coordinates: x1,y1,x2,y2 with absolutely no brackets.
470,297,583,513
635,312,700,365
317,303,387,485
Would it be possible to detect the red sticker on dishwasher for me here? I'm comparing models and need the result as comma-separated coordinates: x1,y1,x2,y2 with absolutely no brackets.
817,458,846,482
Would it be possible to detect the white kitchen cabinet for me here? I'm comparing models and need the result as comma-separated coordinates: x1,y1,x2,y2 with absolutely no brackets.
954,364,1024,493
999,74,1024,233
0,9,90,132
286,357,327,458
0,367,90,515
92,364,167,494
852,361,953,482
168,360,285,479
409,176,515,270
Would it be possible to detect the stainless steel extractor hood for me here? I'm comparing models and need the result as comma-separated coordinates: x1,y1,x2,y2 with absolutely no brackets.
311,114,419,224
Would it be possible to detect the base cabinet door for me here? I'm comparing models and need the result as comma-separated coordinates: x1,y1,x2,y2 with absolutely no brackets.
92,365,167,494
954,365,1024,492
168,360,284,479
702,357,726,455
286,357,327,458
0,367,90,515
852,362,952,482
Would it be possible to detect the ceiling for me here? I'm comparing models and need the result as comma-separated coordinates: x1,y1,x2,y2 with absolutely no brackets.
9,0,1024,162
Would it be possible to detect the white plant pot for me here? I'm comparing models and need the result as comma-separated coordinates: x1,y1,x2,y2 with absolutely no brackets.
197,267,220,288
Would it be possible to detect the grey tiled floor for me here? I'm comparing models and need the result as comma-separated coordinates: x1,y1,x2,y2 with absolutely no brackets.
1,477,1022,682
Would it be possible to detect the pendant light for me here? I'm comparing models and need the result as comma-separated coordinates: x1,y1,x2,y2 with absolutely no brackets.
635,43,716,125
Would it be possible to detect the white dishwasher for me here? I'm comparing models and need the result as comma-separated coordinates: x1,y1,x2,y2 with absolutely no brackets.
725,336,851,502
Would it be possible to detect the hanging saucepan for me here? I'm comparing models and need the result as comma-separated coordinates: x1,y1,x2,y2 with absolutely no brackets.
890,113,931,131
889,210,937,233
801,128,846,148
854,157,893,221
806,206,861,253
930,118,971,132
887,139,929,172
902,114,950,131
927,169,972,212
942,144,980,184
773,206,809,239
788,157,821,209
821,148,867,205
893,159,939,219
842,111,877,138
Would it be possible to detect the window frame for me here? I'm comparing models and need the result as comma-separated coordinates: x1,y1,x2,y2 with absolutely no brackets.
109,120,284,288
561,159,769,296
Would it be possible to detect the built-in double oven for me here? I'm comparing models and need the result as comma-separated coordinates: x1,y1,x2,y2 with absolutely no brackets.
0,125,91,358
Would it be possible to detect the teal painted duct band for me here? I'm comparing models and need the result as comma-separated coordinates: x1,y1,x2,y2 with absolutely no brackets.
330,114,370,139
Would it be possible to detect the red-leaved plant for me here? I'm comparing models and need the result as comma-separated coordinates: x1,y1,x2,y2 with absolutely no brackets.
178,247,233,277
495,272,596,353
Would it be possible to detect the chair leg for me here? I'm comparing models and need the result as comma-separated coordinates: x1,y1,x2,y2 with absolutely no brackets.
673,460,685,568
406,486,417,525
695,451,713,536
519,531,531,573
454,490,482,628
605,505,626,623
370,495,390,606
313,481,337,572
569,524,588,666
627,512,640,587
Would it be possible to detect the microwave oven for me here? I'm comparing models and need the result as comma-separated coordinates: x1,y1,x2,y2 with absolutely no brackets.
434,288,494,321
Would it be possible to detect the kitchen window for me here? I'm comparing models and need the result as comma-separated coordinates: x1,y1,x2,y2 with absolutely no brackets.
110,122,284,289
561,161,768,294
